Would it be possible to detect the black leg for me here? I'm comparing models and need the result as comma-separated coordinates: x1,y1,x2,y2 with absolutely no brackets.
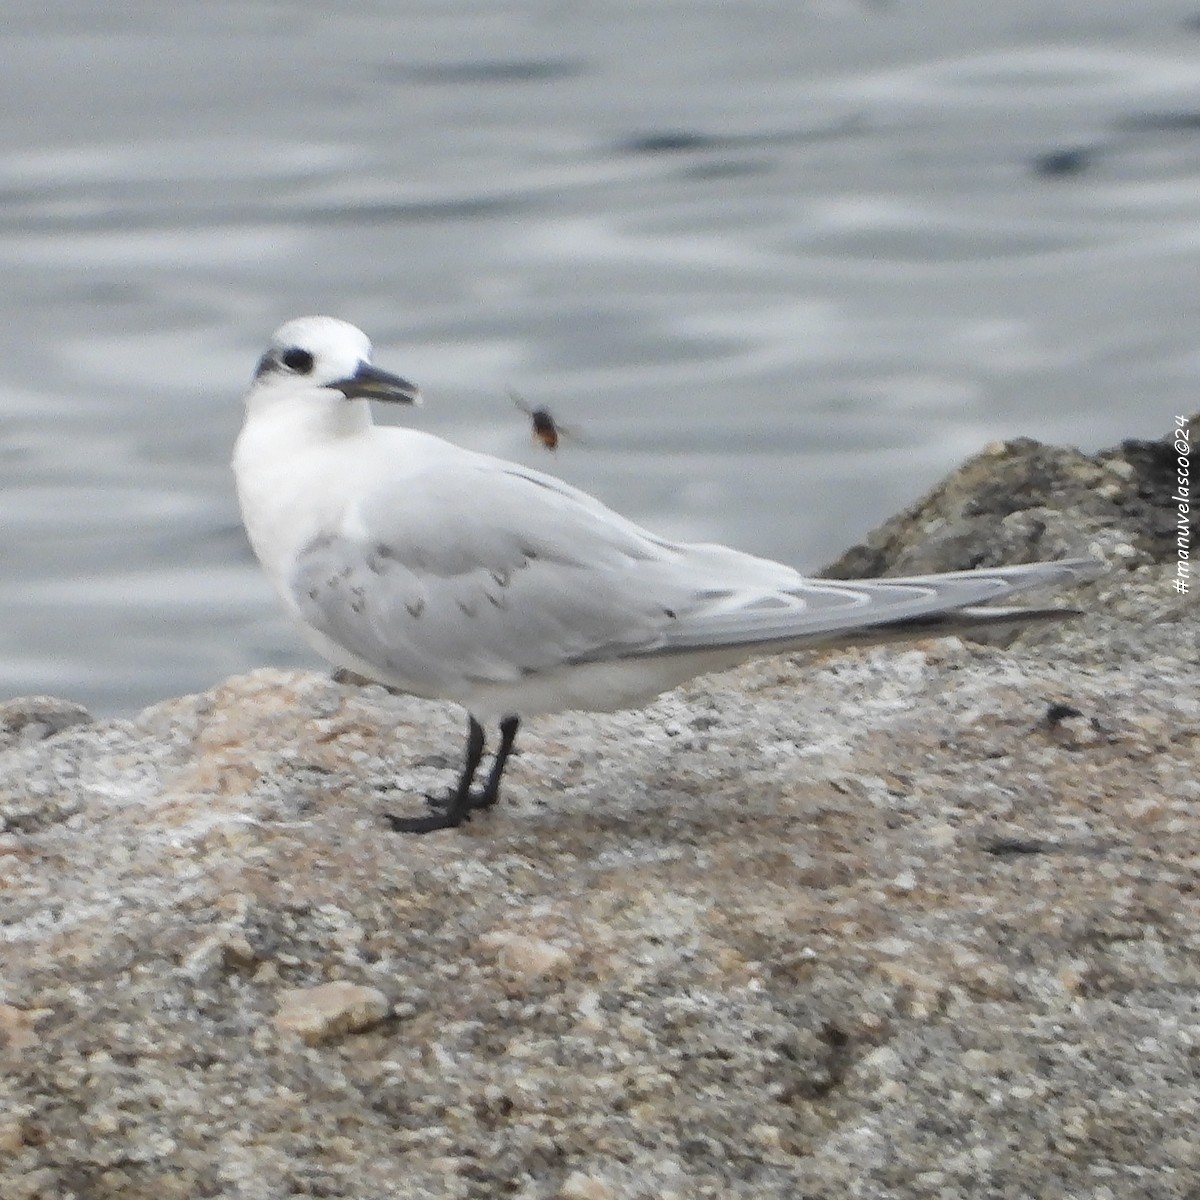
474,715,520,811
386,716,486,834
386,715,520,834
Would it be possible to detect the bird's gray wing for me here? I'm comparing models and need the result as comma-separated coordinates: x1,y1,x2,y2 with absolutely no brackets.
649,553,1105,654
288,458,698,693
290,449,1101,690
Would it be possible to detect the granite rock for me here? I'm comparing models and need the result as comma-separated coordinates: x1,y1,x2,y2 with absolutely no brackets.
0,423,1195,1200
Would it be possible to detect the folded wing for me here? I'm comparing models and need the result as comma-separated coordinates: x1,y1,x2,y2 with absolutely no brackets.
289,451,1101,692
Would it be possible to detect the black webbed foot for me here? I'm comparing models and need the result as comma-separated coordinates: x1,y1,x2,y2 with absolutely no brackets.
385,808,468,834
385,715,519,834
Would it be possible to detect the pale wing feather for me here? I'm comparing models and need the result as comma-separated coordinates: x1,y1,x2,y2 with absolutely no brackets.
290,458,696,693
290,446,1100,691
651,554,1104,653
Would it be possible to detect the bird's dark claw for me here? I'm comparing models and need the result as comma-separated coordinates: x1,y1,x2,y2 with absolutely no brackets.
385,808,467,834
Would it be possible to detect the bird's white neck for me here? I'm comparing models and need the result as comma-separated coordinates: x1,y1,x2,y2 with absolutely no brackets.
246,387,374,443
233,394,374,588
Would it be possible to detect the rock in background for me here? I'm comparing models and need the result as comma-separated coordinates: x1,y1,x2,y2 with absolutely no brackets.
0,420,1195,1200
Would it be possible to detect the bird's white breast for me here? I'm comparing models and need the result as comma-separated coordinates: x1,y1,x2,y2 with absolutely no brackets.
233,402,364,593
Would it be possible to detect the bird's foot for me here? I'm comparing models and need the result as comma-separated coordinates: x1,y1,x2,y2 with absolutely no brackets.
385,808,465,834
424,787,500,814
384,786,498,834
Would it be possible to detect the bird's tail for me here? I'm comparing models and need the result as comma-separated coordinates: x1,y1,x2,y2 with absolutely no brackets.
800,600,1082,651
657,557,1106,656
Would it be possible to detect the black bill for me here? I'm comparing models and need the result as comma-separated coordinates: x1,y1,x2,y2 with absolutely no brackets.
333,361,422,404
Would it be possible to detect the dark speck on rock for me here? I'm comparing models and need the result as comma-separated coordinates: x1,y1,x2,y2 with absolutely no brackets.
982,836,1050,857
1044,702,1084,726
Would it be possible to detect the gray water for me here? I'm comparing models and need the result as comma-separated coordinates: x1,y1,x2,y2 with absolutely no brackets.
3,1,1198,715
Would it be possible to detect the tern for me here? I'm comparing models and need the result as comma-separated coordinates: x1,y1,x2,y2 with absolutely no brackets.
233,316,1101,832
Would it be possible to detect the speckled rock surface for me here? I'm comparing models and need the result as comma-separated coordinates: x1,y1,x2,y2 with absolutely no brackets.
0,427,1195,1200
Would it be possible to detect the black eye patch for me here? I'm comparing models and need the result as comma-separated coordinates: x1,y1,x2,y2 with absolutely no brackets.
280,348,315,374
